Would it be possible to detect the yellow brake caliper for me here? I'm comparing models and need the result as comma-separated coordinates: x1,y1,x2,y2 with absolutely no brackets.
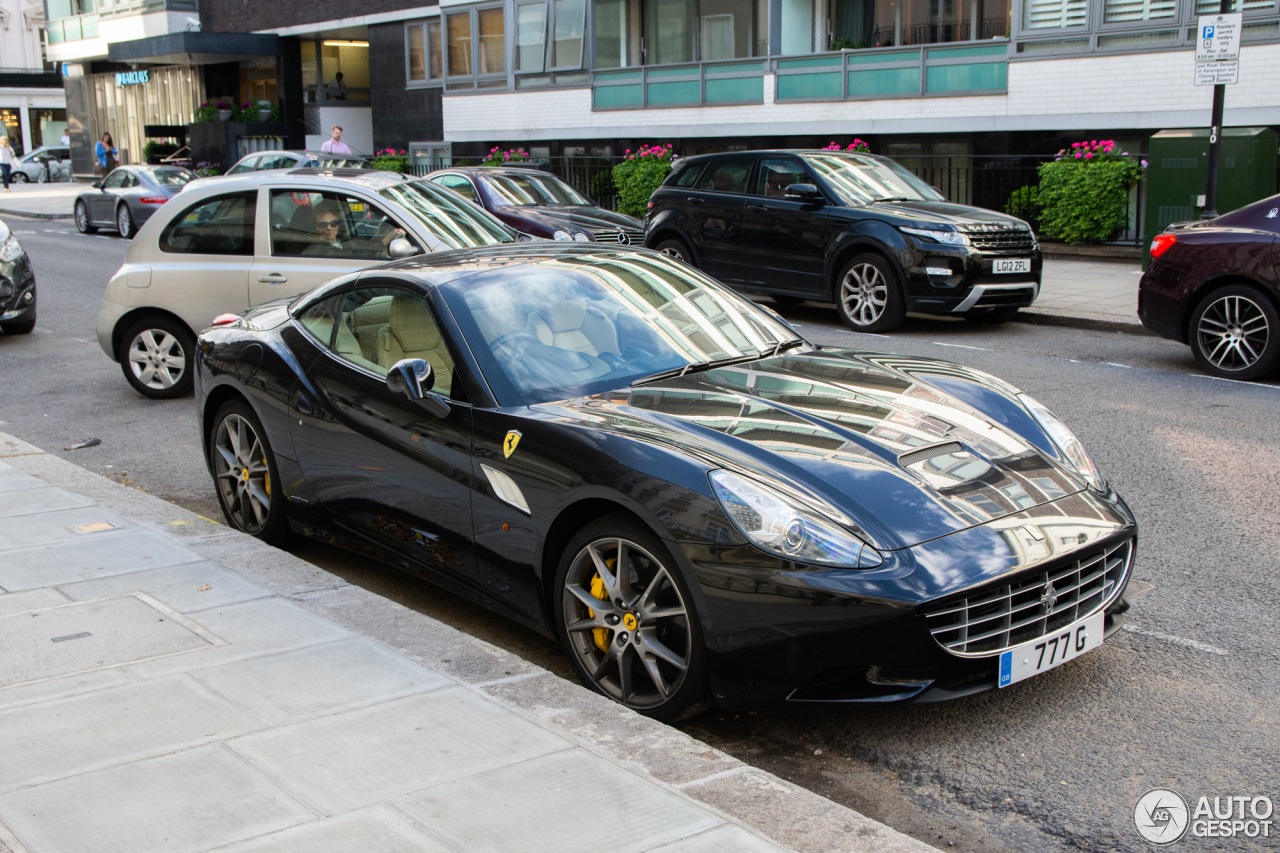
588,558,615,652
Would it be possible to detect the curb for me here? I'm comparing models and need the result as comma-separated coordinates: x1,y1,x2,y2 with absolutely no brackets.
1014,307,1155,336
0,431,936,853
1,210,75,220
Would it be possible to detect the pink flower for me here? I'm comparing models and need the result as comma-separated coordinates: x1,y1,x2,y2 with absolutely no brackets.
1085,153,1093,159
1141,159,1149,167
1075,153,1082,159
1072,142,1080,148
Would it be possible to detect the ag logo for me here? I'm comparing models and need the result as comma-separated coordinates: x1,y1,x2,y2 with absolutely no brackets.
1134,788,1190,845
503,430,522,459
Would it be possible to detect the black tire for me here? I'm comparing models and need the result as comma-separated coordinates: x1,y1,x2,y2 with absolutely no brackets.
964,306,1021,325
0,315,34,335
74,200,97,234
554,514,711,722
12,171,27,183
117,316,195,399
653,237,694,267
1188,284,1280,380
769,293,806,306
116,204,136,239
209,398,292,546
835,253,906,333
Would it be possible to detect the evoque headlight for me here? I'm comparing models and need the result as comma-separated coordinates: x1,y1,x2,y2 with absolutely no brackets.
0,235,23,263
1017,393,1106,492
710,470,882,568
900,226,968,246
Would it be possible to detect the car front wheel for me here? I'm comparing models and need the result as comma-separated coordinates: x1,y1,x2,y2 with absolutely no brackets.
836,253,906,333
555,515,710,722
1189,284,1280,380
118,316,195,398
116,204,136,238
75,201,96,234
654,238,693,266
210,399,292,545
12,171,27,183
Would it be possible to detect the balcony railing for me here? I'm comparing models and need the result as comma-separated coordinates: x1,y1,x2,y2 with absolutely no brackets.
593,60,766,110
775,42,1009,101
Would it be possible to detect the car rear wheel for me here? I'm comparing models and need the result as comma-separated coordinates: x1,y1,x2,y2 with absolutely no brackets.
836,253,906,333
118,316,195,398
964,306,1020,324
12,171,27,183
654,238,693,266
116,204,135,239
555,515,711,722
75,201,96,234
1189,285,1280,380
210,399,291,545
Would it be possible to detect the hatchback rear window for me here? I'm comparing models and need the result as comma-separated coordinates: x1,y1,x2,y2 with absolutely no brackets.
696,159,754,194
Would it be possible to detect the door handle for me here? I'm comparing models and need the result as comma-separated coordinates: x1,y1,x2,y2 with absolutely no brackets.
746,205,768,213
296,395,314,416
686,197,704,205
258,273,288,284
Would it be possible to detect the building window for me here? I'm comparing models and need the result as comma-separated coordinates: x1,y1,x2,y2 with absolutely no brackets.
552,0,587,68
780,0,813,53
1023,0,1087,29
639,0,765,64
594,0,635,66
517,3,549,70
443,7,506,85
479,8,507,74
408,24,427,81
838,0,1012,47
1103,0,1175,22
1194,0,1274,12
447,12,474,76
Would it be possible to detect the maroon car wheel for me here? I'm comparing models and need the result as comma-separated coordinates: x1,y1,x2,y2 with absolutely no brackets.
1189,285,1280,380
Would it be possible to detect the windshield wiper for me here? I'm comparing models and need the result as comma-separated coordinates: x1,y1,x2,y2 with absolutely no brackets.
865,197,919,205
768,339,806,358
630,353,766,387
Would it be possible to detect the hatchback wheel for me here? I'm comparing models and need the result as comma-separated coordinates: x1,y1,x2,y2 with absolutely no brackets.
210,400,291,544
555,515,710,722
1189,285,1280,380
118,316,195,398
75,201,96,234
654,238,692,266
836,253,905,333
116,204,135,238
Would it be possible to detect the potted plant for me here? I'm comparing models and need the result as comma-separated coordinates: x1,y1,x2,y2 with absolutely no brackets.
192,161,222,178
371,149,410,172
256,101,277,122
195,102,218,122
215,101,233,121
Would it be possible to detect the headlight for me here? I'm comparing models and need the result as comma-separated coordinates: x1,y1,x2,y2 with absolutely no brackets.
1017,393,1106,491
900,226,968,247
0,235,23,263
553,230,572,241
709,470,882,568
573,232,590,242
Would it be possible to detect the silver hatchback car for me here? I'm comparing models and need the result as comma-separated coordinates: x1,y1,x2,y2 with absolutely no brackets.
96,168,523,398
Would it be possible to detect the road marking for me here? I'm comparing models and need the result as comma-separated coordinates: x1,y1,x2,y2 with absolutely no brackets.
1103,363,1132,368
931,342,990,351
1123,624,1228,656
14,229,35,234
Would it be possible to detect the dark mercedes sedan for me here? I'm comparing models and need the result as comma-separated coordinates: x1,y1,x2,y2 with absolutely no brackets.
426,166,644,246
646,150,1042,332
1139,193,1280,380
197,245,1135,721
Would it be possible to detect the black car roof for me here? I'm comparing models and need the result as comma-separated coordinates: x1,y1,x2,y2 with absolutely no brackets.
676,149,886,163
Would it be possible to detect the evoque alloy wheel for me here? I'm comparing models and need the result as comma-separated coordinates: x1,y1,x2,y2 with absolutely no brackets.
210,400,291,544
1189,285,1280,380
836,253,906,333
556,516,710,722
654,238,692,266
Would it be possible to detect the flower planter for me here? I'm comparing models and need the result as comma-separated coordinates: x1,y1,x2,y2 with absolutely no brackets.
217,110,232,121
258,110,272,122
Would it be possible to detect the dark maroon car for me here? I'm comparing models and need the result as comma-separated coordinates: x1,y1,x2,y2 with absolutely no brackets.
1139,193,1280,380
425,167,643,247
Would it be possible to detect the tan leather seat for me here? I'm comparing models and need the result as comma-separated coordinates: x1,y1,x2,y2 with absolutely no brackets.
524,299,619,357
376,295,453,396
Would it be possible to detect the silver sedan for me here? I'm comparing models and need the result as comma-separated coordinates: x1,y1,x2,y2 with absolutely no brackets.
74,166,195,238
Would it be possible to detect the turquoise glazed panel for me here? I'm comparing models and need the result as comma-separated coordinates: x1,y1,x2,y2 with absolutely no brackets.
593,84,644,107
647,80,701,104
646,65,699,79
705,76,764,102
926,44,1009,59
845,50,917,66
594,70,643,82
776,55,843,69
847,67,918,96
776,72,842,99
925,62,1006,92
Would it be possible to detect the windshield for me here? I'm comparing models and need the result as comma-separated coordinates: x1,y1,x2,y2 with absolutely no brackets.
441,251,802,406
142,168,194,186
481,172,593,207
379,180,519,249
801,153,943,206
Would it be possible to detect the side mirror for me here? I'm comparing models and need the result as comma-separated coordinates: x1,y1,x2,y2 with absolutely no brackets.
388,236,422,259
784,183,823,203
386,358,450,417
91,181,102,189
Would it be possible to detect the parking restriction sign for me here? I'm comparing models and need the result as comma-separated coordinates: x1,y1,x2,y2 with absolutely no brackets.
1196,12,1242,61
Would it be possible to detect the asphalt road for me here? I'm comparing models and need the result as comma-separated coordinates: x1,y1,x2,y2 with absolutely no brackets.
3,225,1277,852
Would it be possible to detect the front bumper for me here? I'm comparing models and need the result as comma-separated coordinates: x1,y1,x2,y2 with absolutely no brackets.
0,253,36,322
97,299,130,361
902,242,1043,315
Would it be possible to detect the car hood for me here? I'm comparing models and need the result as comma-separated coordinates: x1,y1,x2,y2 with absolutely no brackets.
861,199,1029,229
503,205,643,234
540,349,1083,551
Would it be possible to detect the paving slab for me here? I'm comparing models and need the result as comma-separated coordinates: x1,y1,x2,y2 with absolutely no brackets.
0,485,93,519
193,636,450,726
0,466,44,493
56,560,273,613
0,746,314,853
396,748,722,853
0,505,136,550
215,805,453,853
0,527,203,591
0,667,131,712
0,588,70,616
183,534,351,597
229,687,570,815
0,676,263,793
650,824,790,852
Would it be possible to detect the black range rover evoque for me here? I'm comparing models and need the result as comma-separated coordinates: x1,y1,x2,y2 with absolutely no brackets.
645,149,1042,332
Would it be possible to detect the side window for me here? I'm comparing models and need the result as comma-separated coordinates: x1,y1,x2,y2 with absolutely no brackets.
269,190,414,260
257,155,289,171
757,159,810,198
697,159,754,194
433,175,478,202
331,286,457,398
227,156,259,175
671,163,705,188
159,191,257,256
294,294,343,348
102,169,129,189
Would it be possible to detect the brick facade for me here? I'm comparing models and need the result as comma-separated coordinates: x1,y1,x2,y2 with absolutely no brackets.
369,22,444,150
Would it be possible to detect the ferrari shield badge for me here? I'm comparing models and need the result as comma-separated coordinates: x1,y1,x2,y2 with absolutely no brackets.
503,430,522,459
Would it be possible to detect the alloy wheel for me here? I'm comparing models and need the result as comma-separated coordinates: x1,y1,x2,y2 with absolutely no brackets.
212,413,272,534
840,262,888,327
117,205,133,237
1196,294,1270,372
562,537,692,710
126,328,185,390
74,202,90,232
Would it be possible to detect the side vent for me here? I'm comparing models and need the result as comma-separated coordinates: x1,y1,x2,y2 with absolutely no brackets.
898,441,963,468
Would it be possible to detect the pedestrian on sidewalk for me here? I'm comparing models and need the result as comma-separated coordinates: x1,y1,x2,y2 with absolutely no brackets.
320,125,352,154
95,133,118,176
0,137,14,192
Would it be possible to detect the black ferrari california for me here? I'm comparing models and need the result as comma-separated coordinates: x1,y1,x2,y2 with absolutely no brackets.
197,244,1137,720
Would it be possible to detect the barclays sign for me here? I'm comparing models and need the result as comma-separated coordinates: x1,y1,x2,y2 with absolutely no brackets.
115,70,150,86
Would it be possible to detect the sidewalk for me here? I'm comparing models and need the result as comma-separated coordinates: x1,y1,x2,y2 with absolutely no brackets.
0,183,81,220
0,431,932,853
1024,257,1144,331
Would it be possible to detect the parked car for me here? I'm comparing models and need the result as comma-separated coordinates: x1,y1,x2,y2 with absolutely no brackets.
74,165,195,238
645,150,1042,332
13,145,71,183
0,218,36,335
426,166,643,244
196,243,1136,721
223,150,370,176
97,168,525,399
1139,193,1280,380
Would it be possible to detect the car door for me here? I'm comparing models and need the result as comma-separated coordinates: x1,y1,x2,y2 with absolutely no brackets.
90,169,129,221
287,283,480,585
682,157,754,284
249,186,418,309
740,157,833,296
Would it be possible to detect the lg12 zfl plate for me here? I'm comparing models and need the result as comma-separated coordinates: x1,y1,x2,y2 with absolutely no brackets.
998,611,1105,687
992,258,1031,274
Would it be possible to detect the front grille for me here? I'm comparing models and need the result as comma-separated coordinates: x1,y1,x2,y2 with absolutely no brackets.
924,539,1133,657
964,229,1036,253
975,287,1036,307
589,227,645,246
0,275,12,300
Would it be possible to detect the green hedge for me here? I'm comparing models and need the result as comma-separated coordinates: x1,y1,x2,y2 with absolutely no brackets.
1037,157,1142,244
612,144,674,217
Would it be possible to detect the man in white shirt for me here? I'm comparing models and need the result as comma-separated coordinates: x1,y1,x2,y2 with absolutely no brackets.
59,130,70,146
320,125,352,155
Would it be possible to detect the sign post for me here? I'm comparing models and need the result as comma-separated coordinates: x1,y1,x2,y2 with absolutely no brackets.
1195,8,1242,219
